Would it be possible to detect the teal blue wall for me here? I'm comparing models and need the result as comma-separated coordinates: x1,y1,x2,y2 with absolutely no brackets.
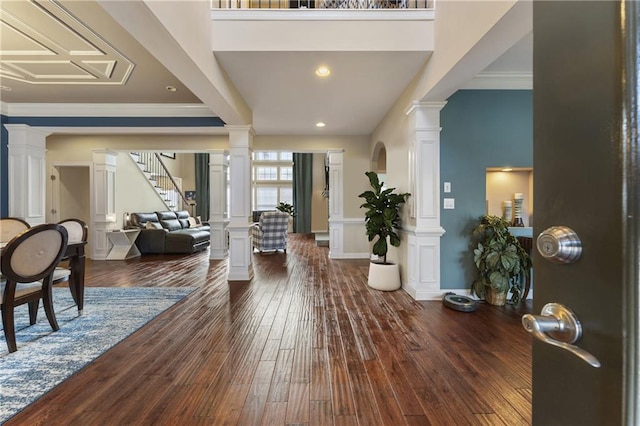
440,90,532,290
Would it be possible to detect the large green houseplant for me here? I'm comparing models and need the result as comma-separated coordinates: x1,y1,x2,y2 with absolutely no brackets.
471,214,532,305
358,171,410,290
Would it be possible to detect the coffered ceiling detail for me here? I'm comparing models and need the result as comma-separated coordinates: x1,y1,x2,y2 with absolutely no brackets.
0,0,134,85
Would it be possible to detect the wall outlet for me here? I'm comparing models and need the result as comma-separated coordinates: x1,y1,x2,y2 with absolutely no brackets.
443,198,455,209
444,182,451,193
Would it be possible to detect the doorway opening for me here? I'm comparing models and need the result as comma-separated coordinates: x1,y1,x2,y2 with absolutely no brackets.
50,164,92,256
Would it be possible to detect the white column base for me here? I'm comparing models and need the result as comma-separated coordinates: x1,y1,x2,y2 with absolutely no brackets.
328,219,343,259
92,222,115,260
227,223,253,281
404,227,445,301
209,219,229,260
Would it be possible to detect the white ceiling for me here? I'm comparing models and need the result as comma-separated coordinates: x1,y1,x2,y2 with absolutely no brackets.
0,0,531,136
215,51,430,135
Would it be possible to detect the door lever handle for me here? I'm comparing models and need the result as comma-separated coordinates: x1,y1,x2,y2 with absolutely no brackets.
522,303,601,368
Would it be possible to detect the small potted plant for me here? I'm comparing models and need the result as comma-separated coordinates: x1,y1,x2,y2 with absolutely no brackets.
358,171,410,290
471,214,532,305
276,202,295,233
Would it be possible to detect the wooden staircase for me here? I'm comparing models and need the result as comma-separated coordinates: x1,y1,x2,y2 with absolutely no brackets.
129,152,192,213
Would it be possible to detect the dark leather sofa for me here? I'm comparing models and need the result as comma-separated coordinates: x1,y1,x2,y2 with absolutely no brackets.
129,210,210,254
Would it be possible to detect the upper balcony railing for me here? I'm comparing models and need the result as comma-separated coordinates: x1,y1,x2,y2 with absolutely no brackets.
211,0,433,10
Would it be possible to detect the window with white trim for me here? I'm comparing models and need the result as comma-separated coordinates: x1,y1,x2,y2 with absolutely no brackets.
252,151,293,211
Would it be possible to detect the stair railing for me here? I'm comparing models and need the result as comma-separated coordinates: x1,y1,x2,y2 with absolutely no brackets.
131,152,194,215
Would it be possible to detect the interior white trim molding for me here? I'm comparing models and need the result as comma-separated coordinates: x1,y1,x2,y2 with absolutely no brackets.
417,287,534,301
462,72,533,90
2,102,215,118
211,9,435,21
28,126,229,135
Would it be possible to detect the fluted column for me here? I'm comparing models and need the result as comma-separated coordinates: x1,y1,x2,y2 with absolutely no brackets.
327,149,345,259
208,149,229,260
92,150,118,260
226,125,254,281
5,124,51,225
404,101,447,300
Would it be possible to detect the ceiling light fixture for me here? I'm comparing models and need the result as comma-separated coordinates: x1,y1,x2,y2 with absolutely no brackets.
315,66,331,77
501,168,513,172
166,86,178,92
316,122,326,128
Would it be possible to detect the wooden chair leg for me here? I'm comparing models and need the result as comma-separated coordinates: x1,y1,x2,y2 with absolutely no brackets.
2,304,18,353
42,281,59,332
28,300,39,325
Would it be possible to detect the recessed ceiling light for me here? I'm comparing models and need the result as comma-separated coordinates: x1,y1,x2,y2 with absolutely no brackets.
316,122,326,128
1,85,12,92
315,66,331,77
501,168,513,172
166,86,178,92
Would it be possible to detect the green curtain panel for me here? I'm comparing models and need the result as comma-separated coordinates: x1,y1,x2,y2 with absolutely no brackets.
292,153,313,233
195,153,210,220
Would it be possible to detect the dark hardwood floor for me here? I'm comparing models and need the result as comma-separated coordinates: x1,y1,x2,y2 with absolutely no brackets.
7,234,532,425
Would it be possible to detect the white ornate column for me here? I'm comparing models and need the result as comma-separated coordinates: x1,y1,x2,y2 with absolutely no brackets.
226,125,253,281
404,102,447,300
5,124,51,225
91,150,118,260
327,149,345,259
208,149,229,260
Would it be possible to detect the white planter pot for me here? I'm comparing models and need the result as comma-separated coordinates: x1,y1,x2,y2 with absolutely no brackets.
367,262,401,291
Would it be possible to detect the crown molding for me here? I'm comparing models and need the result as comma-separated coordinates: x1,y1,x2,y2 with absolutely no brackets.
31,126,229,135
2,103,215,117
462,72,533,90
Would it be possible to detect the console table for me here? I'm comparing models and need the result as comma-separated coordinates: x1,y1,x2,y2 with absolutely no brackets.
106,229,141,260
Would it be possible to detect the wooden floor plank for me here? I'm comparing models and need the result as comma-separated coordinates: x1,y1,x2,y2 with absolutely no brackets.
5,234,532,425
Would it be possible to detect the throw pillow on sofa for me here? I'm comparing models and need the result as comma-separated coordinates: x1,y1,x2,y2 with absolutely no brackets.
188,217,201,228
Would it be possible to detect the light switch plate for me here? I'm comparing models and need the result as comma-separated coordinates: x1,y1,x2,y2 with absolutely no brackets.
443,198,455,209
444,182,451,193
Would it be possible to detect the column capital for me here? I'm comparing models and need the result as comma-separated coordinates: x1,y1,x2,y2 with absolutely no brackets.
403,101,448,116
404,101,447,132
225,125,255,137
207,149,229,165
4,124,52,139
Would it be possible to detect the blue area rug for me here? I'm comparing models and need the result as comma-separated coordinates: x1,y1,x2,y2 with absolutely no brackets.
0,286,194,423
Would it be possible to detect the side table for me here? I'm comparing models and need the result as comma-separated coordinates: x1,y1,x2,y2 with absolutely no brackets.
106,229,141,260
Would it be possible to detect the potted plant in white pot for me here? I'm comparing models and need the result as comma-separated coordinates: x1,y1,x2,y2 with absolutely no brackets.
358,171,410,291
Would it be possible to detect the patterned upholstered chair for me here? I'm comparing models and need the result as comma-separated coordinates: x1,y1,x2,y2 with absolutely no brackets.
1,223,68,352
252,211,290,253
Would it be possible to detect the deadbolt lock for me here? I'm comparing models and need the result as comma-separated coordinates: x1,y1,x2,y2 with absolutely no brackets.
536,226,582,264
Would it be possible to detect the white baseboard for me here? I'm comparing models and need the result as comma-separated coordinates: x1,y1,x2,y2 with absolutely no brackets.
409,288,534,301
328,252,369,259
